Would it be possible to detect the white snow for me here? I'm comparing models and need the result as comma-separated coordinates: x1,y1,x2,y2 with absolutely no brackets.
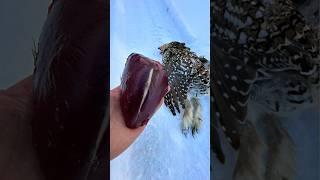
110,0,210,180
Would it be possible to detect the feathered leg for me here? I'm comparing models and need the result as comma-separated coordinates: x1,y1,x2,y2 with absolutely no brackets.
233,121,265,180
261,114,295,180
181,99,193,136
190,97,202,136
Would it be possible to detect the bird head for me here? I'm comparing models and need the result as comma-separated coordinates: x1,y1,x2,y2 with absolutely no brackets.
158,41,187,54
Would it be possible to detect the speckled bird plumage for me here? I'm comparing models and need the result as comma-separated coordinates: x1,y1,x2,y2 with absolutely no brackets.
212,0,319,179
159,41,210,135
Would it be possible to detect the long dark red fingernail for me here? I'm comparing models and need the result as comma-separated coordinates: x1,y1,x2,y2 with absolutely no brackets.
120,53,169,128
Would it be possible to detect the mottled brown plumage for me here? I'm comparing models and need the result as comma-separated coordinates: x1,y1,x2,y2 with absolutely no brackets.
159,41,210,135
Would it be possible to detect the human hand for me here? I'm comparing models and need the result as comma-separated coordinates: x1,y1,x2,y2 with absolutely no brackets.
0,76,165,174
109,86,165,160
0,76,44,180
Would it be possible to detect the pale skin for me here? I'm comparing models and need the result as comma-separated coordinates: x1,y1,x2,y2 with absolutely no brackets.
0,76,44,180
110,86,165,160
0,76,165,179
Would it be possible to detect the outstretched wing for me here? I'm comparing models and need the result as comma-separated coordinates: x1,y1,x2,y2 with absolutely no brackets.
163,48,193,115
211,0,258,161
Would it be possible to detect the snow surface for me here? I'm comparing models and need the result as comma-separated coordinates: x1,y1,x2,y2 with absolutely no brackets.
110,0,210,180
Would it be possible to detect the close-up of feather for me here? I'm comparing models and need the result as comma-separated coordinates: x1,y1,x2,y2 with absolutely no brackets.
0,0,108,180
32,0,108,179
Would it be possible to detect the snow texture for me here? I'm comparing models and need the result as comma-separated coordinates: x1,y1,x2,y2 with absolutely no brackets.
110,0,210,180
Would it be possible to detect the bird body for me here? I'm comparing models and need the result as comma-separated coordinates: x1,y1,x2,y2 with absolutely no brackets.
159,41,210,135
